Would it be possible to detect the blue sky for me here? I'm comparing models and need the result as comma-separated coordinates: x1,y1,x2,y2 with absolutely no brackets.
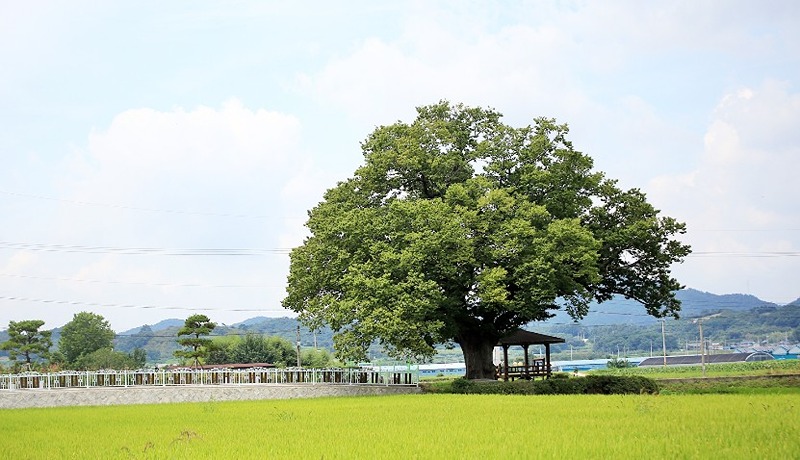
1,1,799,331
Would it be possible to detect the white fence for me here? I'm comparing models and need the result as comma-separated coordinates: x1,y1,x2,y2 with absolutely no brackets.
0,367,418,391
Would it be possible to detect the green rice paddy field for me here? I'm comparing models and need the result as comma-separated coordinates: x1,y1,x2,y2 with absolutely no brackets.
593,359,800,379
2,393,798,459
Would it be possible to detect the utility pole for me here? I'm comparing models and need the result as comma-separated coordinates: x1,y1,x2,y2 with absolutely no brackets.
697,319,706,378
660,319,667,367
296,325,302,368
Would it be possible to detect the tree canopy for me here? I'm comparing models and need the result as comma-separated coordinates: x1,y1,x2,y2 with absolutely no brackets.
207,333,297,366
174,314,217,367
1,319,52,366
283,101,691,379
59,312,115,365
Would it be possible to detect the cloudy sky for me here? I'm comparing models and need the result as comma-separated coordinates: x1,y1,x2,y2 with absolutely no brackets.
1,1,798,332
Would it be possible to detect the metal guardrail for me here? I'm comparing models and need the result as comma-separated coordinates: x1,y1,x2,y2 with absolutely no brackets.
0,367,418,391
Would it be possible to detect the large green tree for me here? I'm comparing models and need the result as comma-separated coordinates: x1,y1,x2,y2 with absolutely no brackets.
207,334,298,367
1,320,52,366
174,314,216,367
59,312,115,365
283,101,691,379
73,347,146,370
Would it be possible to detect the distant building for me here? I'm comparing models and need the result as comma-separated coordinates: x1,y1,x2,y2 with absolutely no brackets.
771,346,789,357
785,346,800,359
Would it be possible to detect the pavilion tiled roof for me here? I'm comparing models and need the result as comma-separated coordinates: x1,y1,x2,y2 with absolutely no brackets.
497,329,565,346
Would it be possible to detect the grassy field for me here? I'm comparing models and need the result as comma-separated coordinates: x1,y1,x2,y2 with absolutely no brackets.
2,393,798,459
591,358,800,379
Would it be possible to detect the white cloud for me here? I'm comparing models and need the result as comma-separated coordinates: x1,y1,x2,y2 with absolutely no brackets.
73,99,298,196
650,80,800,303
1,101,310,329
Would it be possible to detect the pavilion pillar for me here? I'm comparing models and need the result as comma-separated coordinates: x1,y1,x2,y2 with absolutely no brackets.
523,344,530,380
545,343,552,378
502,345,509,381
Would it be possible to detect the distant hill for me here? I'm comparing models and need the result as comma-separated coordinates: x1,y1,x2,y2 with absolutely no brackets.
231,316,273,328
540,288,779,327
118,318,184,336
676,289,776,316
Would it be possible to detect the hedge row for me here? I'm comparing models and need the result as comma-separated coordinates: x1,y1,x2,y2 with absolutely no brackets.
447,375,659,395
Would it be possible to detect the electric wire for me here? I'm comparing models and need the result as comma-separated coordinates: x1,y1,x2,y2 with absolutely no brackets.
0,241,290,256
0,189,271,219
0,295,286,313
0,272,280,289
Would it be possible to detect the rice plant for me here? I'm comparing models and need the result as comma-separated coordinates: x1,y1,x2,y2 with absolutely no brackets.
0,393,797,459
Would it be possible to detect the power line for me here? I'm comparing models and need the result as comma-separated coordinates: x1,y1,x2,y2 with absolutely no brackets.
0,295,288,313
688,251,800,258
113,328,302,339
0,189,271,219
0,241,291,256
691,228,800,232
0,272,281,289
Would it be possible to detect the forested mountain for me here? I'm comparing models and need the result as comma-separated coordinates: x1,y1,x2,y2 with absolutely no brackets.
541,300,800,359
542,288,778,327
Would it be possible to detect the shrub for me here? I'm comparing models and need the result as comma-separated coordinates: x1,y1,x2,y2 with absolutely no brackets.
450,377,477,394
441,375,658,395
582,375,659,394
531,378,585,395
607,357,633,368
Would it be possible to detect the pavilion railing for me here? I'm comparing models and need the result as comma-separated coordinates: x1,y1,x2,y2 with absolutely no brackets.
0,367,418,391
497,358,551,380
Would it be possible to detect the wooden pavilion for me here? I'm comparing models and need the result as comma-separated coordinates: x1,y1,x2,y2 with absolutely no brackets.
496,329,565,381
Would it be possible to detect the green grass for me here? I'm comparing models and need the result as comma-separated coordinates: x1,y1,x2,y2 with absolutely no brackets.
592,359,800,379
1,393,799,459
657,375,800,394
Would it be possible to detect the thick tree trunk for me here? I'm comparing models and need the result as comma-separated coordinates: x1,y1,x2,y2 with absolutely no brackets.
458,336,498,380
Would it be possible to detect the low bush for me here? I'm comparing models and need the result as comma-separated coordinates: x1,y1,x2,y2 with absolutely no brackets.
443,375,658,395
582,375,659,395
531,377,585,395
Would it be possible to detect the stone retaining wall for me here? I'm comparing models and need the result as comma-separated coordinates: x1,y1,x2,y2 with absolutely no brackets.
0,384,421,409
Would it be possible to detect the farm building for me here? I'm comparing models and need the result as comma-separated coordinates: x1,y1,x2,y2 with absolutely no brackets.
771,346,789,357
638,351,774,367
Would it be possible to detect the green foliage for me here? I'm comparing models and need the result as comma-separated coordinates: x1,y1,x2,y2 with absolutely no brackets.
607,357,633,368
131,348,147,368
72,347,144,370
593,359,800,379
59,312,115,365
582,375,659,394
1,319,52,365
174,314,217,366
447,375,658,395
283,101,690,378
301,348,335,368
114,324,154,353
658,376,800,395
2,394,799,458
206,334,297,367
